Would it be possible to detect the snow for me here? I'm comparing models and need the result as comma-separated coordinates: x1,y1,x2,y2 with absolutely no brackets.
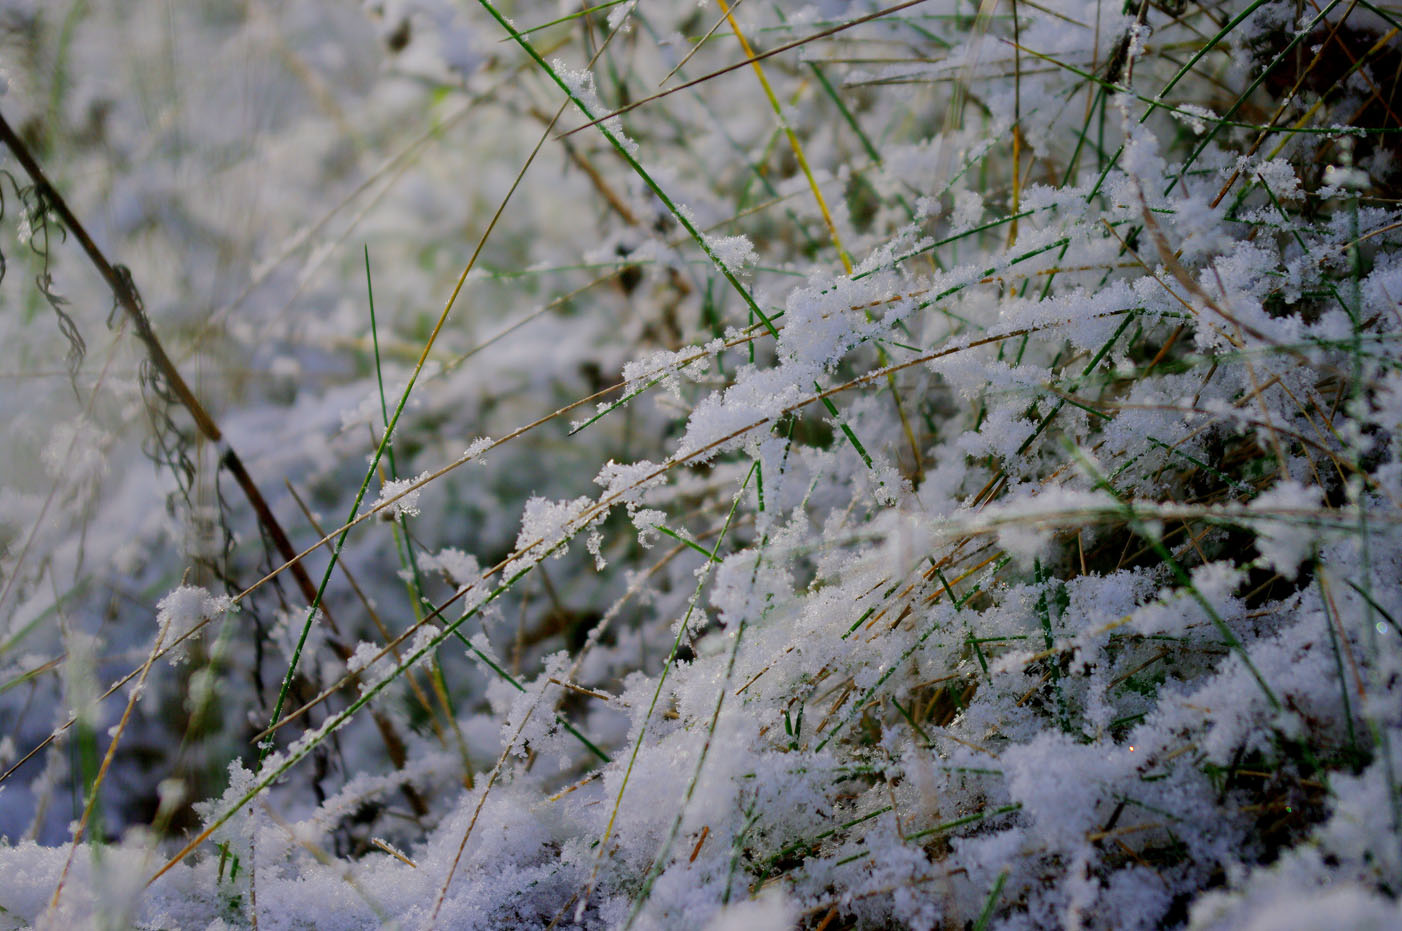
370,470,431,519
1,1,1400,929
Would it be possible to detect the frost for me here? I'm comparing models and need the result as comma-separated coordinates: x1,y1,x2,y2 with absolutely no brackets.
703,232,758,274
553,58,638,158
510,496,599,570
1171,103,1216,135
1253,158,1304,200
422,546,485,590
371,470,431,519
463,435,493,464
1249,481,1324,578
595,458,666,510
4,2,1401,929
586,526,606,570
340,639,374,681
631,507,666,547
1125,22,1152,63
951,189,984,232
155,585,233,664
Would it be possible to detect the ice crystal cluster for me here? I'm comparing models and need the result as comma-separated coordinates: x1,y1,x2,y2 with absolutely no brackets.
1,0,1400,928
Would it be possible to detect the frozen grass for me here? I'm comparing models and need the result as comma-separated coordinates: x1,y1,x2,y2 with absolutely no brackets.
1,0,1401,928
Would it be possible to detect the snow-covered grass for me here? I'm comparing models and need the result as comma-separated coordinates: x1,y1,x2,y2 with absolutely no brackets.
1,0,1401,927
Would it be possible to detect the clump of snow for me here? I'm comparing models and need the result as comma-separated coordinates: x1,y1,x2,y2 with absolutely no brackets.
1249,481,1325,579
155,585,234,664
462,435,493,464
371,469,431,519
702,231,758,276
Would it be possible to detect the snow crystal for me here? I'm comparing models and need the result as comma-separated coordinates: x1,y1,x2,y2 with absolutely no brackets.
1249,481,1324,579
703,231,758,275
155,585,233,663
950,189,984,233
554,59,638,158
462,435,492,464
371,470,431,519
1167,102,1213,136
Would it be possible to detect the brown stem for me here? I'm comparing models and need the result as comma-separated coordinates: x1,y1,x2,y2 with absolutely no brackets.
0,109,428,812
0,111,320,592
